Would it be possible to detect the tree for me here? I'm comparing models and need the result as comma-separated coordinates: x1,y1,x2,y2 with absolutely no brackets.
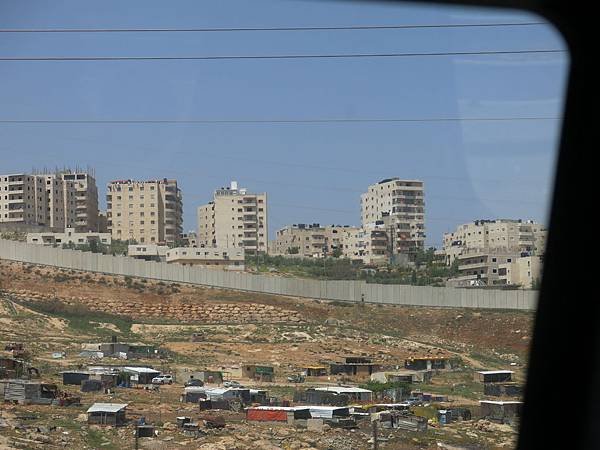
286,246,299,255
331,248,343,258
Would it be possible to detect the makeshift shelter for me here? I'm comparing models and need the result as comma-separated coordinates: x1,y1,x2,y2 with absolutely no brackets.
121,367,160,385
87,403,128,426
329,357,380,377
0,357,24,379
479,400,522,424
405,357,452,371
246,406,310,422
308,406,350,419
242,364,274,382
303,366,328,377
484,383,523,397
61,371,91,385
475,370,514,383
371,370,432,384
0,380,58,405
314,386,373,402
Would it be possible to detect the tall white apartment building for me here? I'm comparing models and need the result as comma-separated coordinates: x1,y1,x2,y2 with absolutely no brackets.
197,181,267,255
106,179,183,245
360,178,425,260
60,171,99,232
1,170,100,233
0,173,51,229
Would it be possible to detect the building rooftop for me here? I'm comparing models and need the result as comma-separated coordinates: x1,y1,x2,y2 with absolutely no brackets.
477,370,514,375
87,403,128,413
314,386,372,394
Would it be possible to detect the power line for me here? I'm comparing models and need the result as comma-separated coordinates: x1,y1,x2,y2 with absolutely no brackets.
0,116,559,124
0,49,565,62
0,22,547,34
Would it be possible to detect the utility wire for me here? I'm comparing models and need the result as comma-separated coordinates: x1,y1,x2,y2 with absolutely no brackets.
0,116,559,124
0,22,546,33
0,49,565,62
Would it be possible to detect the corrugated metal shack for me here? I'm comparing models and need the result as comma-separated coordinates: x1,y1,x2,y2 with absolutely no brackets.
0,357,24,379
329,357,381,377
87,403,128,426
475,370,514,383
242,364,274,382
405,356,452,371
0,380,58,405
479,400,522,424
484,383,523,397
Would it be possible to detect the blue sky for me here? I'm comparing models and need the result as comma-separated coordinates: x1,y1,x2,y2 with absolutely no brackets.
0,0,568,247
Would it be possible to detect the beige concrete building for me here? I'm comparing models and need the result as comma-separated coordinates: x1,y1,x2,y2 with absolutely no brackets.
341,226,389,265
106,179,183,245
447,248,520,287
271,224,359,258
498,256,543,289
27,227,111,247
0,170,100,234
361,178,425,261
197,181,267,255
127,244,169,261
442,219,547,266
166,246,245,271
60,171,99,232
180,231,198,248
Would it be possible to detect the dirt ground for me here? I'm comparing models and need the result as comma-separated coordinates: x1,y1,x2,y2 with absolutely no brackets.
0,260,533,449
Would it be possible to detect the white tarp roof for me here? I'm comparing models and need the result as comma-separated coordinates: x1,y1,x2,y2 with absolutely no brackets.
477,370,514,375
314,386,372,394
308,406,349,418
479,400,523,405
87,403,128,413
123,367,160,374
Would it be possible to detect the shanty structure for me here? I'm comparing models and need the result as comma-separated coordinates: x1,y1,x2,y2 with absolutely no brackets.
0,357,24,379
314,386,373,402
246,406,311,422
177,369,223,384
242,364,274,382
328,357,381,378
121,367,161,385
475,370,514,383
0,380,58,405
479,400,522,424
87,403,128,426
81,341,159,360
405,356,452,371
370,370,432,384
484,383,523,397
302,365,328,377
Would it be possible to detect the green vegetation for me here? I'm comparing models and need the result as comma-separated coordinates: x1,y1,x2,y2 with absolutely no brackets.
246,248,459,286
0,230,27,241
61,238,133,256
15,298,133,335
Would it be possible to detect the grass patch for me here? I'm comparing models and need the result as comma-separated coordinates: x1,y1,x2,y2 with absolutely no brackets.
16,299,133,336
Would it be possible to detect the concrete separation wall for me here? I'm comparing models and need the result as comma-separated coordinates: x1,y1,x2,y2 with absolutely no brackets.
0,239,537,311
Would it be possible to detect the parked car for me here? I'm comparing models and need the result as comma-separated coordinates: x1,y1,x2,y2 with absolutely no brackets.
287,374,305,383
151,375,173,385
223,380,243,388
184,379,204,387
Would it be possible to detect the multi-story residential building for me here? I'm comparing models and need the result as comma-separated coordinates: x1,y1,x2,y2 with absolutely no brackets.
341,226,389,265
179,231,198,248
166,246,245,271
197,181,267,255
271,224,359,258
27,227,111,247
447,248,521,287
498,255,543,289
361,178,425,261
442,219,547,266
106,179,183,245
1,170,100,234
59,171,99,232
97,211,109,233
0,173,51,230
